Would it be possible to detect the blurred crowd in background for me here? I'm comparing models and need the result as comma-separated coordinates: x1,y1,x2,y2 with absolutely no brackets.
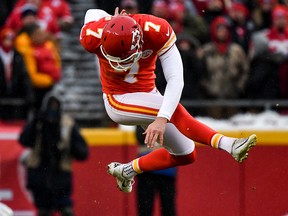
0,0,73,121
1,0,288,123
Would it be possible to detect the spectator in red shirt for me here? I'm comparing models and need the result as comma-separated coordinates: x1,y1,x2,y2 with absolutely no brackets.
167,1,185,34
150,0,169,20
15,23,61,111
42,0,74,31
14,0,74,30
191,0,228,24
5,0,61,40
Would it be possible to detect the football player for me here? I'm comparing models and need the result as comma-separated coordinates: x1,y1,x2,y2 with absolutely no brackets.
80,7,257,193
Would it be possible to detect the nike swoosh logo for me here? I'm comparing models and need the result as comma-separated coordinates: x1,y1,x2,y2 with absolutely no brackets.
235,138,248,149
166,28,170,37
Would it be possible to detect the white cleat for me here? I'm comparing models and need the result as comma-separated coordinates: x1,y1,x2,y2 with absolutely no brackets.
107,162,134,193
231,134,257,163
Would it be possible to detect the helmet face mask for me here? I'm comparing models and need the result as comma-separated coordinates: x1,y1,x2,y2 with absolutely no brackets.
100,16,143,71
100,44,142,71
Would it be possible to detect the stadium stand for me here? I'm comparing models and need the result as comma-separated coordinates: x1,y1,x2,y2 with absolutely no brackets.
54,0,107,127
53,1,288,127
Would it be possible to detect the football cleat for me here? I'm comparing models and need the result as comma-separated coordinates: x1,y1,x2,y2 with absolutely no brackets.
107,162,134,193
231,134,257,163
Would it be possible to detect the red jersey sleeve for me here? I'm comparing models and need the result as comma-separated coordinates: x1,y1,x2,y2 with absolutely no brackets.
131,14,176,56
79,16,112,53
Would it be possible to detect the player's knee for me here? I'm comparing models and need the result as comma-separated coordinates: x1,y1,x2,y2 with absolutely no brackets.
172,150,196,166
185,150,197,164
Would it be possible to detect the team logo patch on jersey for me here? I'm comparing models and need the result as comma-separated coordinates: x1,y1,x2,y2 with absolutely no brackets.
141,49,153,59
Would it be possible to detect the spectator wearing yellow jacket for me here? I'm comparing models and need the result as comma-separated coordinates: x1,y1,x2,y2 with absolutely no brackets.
15,23,61,111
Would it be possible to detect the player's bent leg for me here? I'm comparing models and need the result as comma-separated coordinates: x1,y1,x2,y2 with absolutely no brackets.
170,103,218,145
135,123,196,171
162,123,195,155
171,103,257,162
107,149,196,193
138,148,196,172
107,123,197,193
103,91,161,126
0,203,13,216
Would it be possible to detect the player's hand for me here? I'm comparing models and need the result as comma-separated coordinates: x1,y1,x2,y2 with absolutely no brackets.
114,7,127,17
143,117,167,148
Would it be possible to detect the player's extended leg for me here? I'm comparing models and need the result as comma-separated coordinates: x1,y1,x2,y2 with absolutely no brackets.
170,103,257,162
170,103,217,145
104,91,256,162
137,123,197,172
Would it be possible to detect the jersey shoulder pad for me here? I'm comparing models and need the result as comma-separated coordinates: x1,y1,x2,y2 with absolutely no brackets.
80,17,111,53
133,14,176,55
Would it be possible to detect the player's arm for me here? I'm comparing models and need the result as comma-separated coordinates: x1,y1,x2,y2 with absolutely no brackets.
158,44,184,120
80,10,112,53
144,44,184,148
149,17,184,120
144,18,184,147
84,9,111,24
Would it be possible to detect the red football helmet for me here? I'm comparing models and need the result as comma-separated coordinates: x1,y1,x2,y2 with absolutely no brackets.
100,15,143,71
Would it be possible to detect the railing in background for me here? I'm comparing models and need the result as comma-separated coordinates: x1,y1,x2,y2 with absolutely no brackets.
2,98,288,126
0,99,26,106
3,98,288,109
180,99,288,110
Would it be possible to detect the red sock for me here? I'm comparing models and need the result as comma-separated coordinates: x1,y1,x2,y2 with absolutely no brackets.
170,104,217,146
137,148,196,172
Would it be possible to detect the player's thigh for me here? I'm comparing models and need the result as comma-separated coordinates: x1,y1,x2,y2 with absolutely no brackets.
163,123,195,155
139,123,195,155
103,91,163,125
